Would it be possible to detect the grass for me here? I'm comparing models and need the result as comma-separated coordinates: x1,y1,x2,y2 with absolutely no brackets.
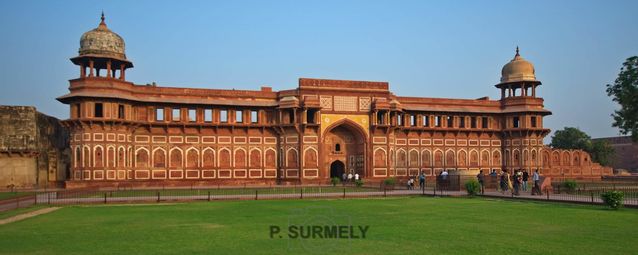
0,197,636,255
0,192,33,200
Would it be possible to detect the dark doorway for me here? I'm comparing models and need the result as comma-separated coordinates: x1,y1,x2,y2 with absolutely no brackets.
330,160,345,178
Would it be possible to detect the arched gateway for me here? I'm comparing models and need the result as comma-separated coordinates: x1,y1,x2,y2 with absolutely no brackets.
322,119,367,179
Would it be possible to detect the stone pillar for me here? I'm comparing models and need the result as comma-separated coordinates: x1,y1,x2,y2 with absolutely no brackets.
106,60,112,78
89,60,94,77
119,64,126,80
80,63,86,78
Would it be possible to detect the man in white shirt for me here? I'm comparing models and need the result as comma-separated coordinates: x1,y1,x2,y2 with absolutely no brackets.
532,169,542,195
354,173,359,181
347,173,353,183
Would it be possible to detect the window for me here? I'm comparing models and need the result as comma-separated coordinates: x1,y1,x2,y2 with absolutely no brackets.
471,117,477,128
307,109,317,124
172,108,181,121
435,116,442,127
188,109,196,122
94,103,103,118
287,110,295,124
447,116,453,127
204,109,213,122
513,116,520,128
236,110,243,123
459,117,465,128
481,117,488,129
156,108,164,121
335,143,341,152
422,115,429,127
397,114,403,126
118,105,125,119
377,112,384,124
220,110,228,123
410,115,416,126
531,116,537,128
251,110,258,123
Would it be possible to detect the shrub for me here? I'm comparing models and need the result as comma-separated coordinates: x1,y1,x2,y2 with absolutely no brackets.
383,177,396,186
562,180,578,193
601,190,624,209
330,177,340,186
465,179,480,196
355,179,364,187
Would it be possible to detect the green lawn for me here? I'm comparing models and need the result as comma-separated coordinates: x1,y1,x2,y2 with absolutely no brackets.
0,197,636,255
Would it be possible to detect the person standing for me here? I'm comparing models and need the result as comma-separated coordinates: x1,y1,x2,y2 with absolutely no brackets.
532,169,542,195
419,172,426,190
347,172,353,183
476,170,485,194
342,172,347,183
522,171,529,192
499,170,508,194
354,173,360,181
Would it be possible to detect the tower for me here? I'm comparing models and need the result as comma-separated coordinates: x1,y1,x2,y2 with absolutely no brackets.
70,12,133,80
496,47,551,173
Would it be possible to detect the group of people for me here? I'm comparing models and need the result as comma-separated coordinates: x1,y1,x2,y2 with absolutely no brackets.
341,171,361,183
476,169,542,196
406,173,427,190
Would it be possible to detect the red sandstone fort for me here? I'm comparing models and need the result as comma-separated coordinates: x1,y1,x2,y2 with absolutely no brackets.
4,14,612,189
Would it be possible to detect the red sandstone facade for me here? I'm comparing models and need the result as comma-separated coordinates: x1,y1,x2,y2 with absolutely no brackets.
58,16,611,188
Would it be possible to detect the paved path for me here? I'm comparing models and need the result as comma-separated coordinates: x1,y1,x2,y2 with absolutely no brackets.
0,207,60,225
17,188,637,208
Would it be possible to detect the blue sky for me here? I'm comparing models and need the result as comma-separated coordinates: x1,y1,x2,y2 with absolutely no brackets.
0,0,636,139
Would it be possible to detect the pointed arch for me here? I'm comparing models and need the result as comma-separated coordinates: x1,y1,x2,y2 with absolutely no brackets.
512,149,521,167
374,147,387,167
250,148,263,168
303,147,318,168
153,147,167,168
94,145,104,168
169,147,183,169
234,147,247,168
135,147,150,168
117,146,126,168
186,147,199,169
469,149,479,167
286,148,298,168
265,148,277,168
421,149,432,167
492,150,501,166
457,149,467,167
202,147,216,168
74,146,81,168
445,149,455,167
480,149,489,166
83,145,91,168
219,148,231,168
434,149,444,167
409,149,419,167
396,148,407,167
107,146,116,168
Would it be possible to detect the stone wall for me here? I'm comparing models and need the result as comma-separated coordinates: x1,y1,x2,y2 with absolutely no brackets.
0,106,69,189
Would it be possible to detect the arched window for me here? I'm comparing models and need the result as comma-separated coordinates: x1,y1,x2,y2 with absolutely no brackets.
335,143,341,152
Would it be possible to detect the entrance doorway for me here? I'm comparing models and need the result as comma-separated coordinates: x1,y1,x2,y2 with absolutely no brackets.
330,160,345,178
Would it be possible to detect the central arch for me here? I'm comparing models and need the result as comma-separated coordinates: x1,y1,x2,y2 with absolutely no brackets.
322,119,368,179
330,160,345,178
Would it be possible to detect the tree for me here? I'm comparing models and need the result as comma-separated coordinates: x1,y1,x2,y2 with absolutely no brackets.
550,127,592,151
550,127,614,166
606,56,638,142
590,140,614,167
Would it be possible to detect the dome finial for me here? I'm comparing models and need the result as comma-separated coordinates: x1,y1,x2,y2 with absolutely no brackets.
515,46,520,57
98,11,108,30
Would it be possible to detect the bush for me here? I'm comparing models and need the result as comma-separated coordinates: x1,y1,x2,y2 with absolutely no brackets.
383,177,396,186
355,179,364,187
330,177,340,186
465,179,480,196
601,190,624,209
562,180,578,193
